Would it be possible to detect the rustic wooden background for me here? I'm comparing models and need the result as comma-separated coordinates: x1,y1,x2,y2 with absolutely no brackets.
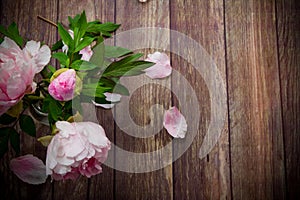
0,0,299,199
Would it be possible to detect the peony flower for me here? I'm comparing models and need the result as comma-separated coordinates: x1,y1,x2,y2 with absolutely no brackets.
0,37,51,115
10,154,47,184
144,51,172,79
62,30,93,61
163,106,187,138
92,92,122,109
48,69,82,101
46,121,111,180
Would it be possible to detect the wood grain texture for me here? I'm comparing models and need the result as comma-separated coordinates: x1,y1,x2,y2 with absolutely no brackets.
225,0,286,199
88,1,116,199
276,0,300,199
1,0,300,199
114,0,173,199
170,0,231,199
53,1,100,199
0,0,57,199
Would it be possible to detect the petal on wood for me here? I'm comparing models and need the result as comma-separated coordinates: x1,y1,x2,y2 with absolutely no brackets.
10,154,47,185
163,106,187,138
144,52,172,79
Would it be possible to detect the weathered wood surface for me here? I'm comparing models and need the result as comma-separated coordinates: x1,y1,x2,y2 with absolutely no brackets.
0,0,299,199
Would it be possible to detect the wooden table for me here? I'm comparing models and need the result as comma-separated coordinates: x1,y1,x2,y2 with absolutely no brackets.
0,0,299,199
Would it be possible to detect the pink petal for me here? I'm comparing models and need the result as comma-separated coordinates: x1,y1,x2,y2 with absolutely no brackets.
24,41,51,73
55,121,76,137
144,52,172,79
75,122,109,147
0,37,21,51
92,93,121,109
79,46,93,61
92,100,115,109
163,106,187,138
10,154,47,184
104,92,121,102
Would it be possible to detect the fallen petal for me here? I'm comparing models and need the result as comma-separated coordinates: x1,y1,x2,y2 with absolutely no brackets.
163,106,187,138
92,100,115,109
104,92,121,102
10,154,47,184
144,52,172,79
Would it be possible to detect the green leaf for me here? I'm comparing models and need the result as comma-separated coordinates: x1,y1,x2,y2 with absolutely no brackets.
47,65,57,73
48,100,62,122
87,22,120,34
7,23,23,46
113,83,130,96
0,128,9,158
68,14,81,29
19,114,36,137
9,128,20,154
0,22,23,46
74,37,94,53
103,53,143,74
0,37,3,43
71,60,98,71
42,95,51,113
52,52,69,66
58,23,73,51
51,40,64,51
89,42,105,69
77,11,88,38
0,113,17,125
98,78,130,96
82,84,110,98
0,25,8,35
104,45,132,58
103,60,154,77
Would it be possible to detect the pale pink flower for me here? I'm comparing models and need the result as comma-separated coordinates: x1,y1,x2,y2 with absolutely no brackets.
62,30,93,61
10,154,47,185
163,106,187,138
48,69,76,101
46,121,111,180
92,92,122,109
144,51,172,79
0,37,51,115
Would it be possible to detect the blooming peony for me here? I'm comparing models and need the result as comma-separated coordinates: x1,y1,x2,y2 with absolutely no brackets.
144,51,172,79
0,37,51,115
48,69,80,101
46,121,111,180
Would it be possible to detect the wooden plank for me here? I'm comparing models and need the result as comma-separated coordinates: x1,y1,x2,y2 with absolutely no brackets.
276,0,300,199
114,0,173,199
225,0,286,199
0,3,22,199
170,0,231,199
0,0,57,199
54,0,114,199
87,1,115,199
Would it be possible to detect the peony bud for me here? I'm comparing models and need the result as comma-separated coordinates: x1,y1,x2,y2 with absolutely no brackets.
48,69,82,101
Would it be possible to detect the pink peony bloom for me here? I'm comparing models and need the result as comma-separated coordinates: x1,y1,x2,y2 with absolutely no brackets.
144,51,172,79
62,30,93,61
92,92,122,109
0,37,51,115
10,154,47,185
46,121,111,180
163,106,187,138
48,69,76,101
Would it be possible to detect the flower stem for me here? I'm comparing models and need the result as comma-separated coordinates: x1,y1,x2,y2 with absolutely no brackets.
37,15,57,27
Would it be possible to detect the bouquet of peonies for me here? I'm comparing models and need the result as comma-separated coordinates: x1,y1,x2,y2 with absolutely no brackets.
0,11,187,184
